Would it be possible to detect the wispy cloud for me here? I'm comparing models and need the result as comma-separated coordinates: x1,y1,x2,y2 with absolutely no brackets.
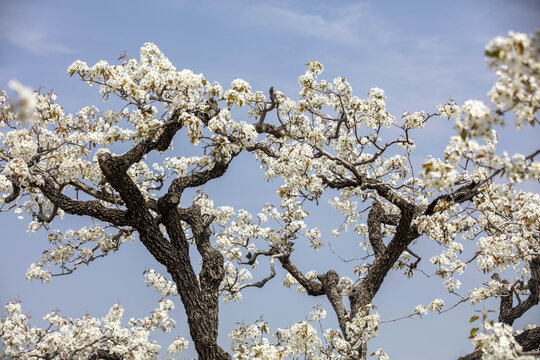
239,2,455,58
242,3,375,46
3,27,73,56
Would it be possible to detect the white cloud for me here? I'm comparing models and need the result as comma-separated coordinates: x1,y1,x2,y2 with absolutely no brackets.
243,3,377,46
3,27,73,56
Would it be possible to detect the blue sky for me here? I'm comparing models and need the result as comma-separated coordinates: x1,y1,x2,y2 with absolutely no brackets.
1,1,539,359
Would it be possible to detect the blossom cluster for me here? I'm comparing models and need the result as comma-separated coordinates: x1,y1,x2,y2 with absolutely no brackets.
0,271,188,359
485,30,540,128
411,299,445,316
228,306,387,359
472,322,537,360
0,30,538,359
25,225,134,281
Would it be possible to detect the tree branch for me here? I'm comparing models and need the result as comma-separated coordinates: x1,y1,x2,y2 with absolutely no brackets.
158,158,233,214
350,202,418,315
39,181,130,227
279,254,325,296
69,179,124,206
318,270,349,337
499,257,540,325
367,200,387,258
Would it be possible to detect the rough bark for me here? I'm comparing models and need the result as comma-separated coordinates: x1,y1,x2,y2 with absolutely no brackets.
95,138,230,358
516,327,540,352
499,257,540,326
39,180,130,227
33,106,232,359
350,202,417,316
367,201,386,258
88,349,122,360
279,255,350,336
318,270,349,336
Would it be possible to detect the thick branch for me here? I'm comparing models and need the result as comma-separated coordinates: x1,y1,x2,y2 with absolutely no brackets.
499,257,540,325
516,327,540,352
368,201,387,258
158,205,228,359
191,98,221,126
97,152,178,269
88,349,122,360
320,176,357,190
350,203,418,315
423,181,479,217
320,170,413,211
178,204,225,292
112,113,183,173
318,270,349,336
104,101,218,175
279,253,348,336
175,204,229,359
279,254,325,296
4,177,20,203
382,213,400,226
158,158,232,214
69,179,124,206
39,181,129,227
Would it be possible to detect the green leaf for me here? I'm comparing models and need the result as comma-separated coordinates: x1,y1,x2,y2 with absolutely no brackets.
469,315,479,323
469,327,479,338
